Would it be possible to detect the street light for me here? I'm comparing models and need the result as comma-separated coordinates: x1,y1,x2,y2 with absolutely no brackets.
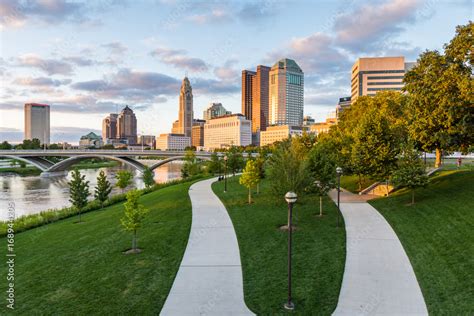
284,191,297,311
224,155,228,193
336,167,343,227
314,180,323,217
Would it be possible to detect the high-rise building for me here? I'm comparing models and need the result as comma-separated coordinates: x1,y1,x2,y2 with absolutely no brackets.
175,77,193,138
241,70,256,120
24,103,50,145
204,114,252,150
269,58,304,126
117,105,137,144
192,119,206,148
252,65,271,133
102,113,118,142
260,125,304,146
202,103,231,121
351,56,414,102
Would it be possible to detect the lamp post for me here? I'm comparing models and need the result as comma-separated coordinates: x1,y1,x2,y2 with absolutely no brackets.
336,167,343,228
284,191,297,311
314,180,323,217
224,155,228,193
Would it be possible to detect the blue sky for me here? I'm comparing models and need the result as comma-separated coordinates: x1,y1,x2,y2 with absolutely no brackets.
0,0,471,143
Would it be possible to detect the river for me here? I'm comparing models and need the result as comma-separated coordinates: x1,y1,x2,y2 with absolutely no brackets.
0,160,183,221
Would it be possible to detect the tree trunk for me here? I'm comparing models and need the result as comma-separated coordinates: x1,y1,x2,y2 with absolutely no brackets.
319,196,323,217
386,180,389,197
248,188,252,204
412,189,415,205
78,209,82,222
132,230,137,250
257,183,260,194
435,148,442,168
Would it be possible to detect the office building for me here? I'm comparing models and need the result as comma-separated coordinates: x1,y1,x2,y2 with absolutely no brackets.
260,125,304,146
241,65,271,133
174,77,193,138
241,70,256,120
192,119,206,148
24,103,50,145
203,103,231,121
309,117,337,135
303,115,315,126
155,133,191,151
102,113,118,142
117,105,137,144
204,114,251,150
351,56,414,102
79,132,103,149
269,58,304,126
138,135,156,148
336,96,351,119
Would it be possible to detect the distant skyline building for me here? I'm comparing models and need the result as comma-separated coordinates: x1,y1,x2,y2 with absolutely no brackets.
138,135,156,148
204,114,251,150
155,133,191,151
241,70,256,121
203,103,231,121
351,56,414,102
303,115,315,126
192,119,206,148
79,132,103,149
269,58,304,126
24,103,50,145
174,77,193,138
102,113,118,141
117,105,137,144
336,96,351,119
241,65,271,134
260,125,304,147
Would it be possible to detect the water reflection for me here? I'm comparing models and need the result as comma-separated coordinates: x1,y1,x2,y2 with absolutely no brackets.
0,160,182,221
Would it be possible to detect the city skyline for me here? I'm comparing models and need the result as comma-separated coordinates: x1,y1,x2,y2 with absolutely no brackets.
0,0,471,143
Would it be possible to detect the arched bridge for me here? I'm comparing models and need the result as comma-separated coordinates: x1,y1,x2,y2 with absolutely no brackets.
0,150,217,177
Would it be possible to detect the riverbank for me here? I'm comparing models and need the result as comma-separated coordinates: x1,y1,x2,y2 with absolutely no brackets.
0,180,196,315
0,160,119,177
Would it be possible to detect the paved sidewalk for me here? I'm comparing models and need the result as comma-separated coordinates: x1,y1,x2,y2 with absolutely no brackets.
328,189,428,315
161,178,254,316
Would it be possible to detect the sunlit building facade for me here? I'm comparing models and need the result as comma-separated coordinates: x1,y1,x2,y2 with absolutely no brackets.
155,133,191,151
204,114,251,150
260,125,304,146
24,103,50,145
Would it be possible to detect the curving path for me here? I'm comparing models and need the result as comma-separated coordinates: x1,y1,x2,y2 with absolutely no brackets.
161,178,254,316
329,189,428,315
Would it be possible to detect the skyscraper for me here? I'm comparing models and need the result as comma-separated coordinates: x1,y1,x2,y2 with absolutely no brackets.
117,105,137,144
252,65,271,132
176,77,193,138
24,103,50,145
241,70,256,121
102,113,118,141
269,58,304,126
202,102,231,121
350,56,413,103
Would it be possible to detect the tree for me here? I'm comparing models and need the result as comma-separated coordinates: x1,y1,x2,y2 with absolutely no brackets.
120,189,149,254
115,170,133,193
239,160,261,204
227,146,244,176
68,169,90,222
94,170,112,208
181,149,200,178
404,22,474,167
254,153,266,194
307,143,337,216
207,152,223,175
391,143,429,205
142,167,155,189
267,139,310,196
0,141,12,150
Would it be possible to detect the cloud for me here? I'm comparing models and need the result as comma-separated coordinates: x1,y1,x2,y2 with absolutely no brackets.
12,76,72,87
333,0,422,52
101,41,128,55
237,1,281,23
192,77,239,95
187,9,233,24
213,59,239,82
17,54,73,75
63,56,96,66
150,47,209,72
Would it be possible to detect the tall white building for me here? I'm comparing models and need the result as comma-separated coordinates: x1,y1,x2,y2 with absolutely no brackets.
172,77,193,138
155,133,191,151
204,114,252,150
24,103,50,145
269,58,304,126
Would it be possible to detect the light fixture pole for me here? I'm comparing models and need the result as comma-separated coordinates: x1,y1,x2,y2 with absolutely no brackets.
336,167,343,228
224,155,228,193
284,191,298,311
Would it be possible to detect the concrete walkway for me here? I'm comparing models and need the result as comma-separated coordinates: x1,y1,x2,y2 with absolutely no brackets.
328,189,428,315
161,178,254,316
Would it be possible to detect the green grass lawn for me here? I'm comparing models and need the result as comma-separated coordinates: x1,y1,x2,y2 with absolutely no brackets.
369,170,474,315
212,177,346,315
0,182,193,315
340,175,375,193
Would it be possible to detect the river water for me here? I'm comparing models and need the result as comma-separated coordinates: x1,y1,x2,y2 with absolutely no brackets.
0,160,183,221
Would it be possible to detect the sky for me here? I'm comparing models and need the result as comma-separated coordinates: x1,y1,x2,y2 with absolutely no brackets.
0,0,471,144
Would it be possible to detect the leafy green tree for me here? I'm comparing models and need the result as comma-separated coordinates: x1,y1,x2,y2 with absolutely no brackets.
181,149,201,178
94,170,112,208
121,189,149,253
392,143,429,205
404,22,473,167
254,153,266,194
142,167,155,189
267,139,310,196
115,170,133,193
307,143,337,216
68,169,90,222
0,141,12,150
239,160,261,204
207,152,223,175
227,146,244,176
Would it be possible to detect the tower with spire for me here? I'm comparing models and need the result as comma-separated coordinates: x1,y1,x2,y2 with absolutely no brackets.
176,76,193,138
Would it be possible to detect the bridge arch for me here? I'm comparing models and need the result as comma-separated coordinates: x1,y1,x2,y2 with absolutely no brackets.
46,155,146,173
0,155,53,172
149,156,211,171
